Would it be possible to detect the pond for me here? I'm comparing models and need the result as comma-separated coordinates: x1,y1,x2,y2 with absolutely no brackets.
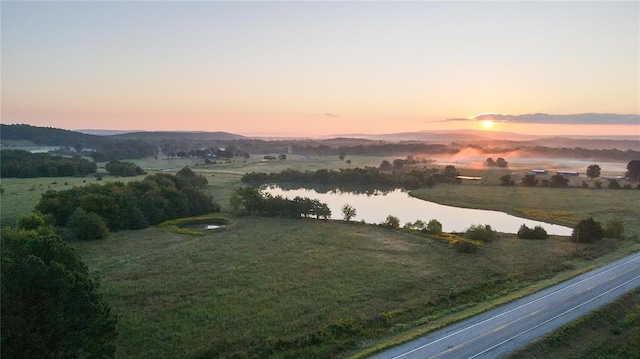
262,186,572,236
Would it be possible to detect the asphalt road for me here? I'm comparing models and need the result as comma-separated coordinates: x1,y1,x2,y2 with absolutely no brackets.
370,251,640,359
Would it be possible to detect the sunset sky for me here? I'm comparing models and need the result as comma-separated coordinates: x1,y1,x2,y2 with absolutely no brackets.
2,1,639,137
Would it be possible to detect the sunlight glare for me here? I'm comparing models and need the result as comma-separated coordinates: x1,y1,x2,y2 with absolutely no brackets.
482,120,494,130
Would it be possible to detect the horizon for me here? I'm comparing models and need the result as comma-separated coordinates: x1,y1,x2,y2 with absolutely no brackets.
2,2,639,137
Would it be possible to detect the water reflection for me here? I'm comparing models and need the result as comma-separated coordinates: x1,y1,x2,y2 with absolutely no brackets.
262,186,572,236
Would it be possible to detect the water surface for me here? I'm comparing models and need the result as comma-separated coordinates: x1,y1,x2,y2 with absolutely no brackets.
263,186,572,235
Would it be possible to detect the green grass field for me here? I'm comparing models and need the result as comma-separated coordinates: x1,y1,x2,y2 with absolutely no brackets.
71,217,637,359
411,184,640,237
2,154,639,358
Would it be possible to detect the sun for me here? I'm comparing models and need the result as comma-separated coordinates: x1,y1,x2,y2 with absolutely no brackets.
482,120,494,129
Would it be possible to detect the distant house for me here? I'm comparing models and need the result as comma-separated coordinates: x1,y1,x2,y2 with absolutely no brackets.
530,169,547,175
557,171,579,177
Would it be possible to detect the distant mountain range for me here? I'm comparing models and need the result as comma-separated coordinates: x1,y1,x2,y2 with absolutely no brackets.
107,131,246,141
2,124,638,151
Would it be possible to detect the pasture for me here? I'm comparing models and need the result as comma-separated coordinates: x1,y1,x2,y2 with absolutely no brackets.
1,153,639,357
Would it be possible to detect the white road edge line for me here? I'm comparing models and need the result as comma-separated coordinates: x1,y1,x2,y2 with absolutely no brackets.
389,252,640,359
466,274,640,359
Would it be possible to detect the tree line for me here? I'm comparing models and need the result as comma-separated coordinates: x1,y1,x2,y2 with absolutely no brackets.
105,160,145,176
0,150,97,178
230,187,331,219
240,163,462,189
35,168,218,237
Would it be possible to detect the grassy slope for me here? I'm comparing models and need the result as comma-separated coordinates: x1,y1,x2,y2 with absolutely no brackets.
73,217,635,358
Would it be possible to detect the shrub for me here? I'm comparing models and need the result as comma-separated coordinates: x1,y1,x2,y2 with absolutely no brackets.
427,219,443,235
380,215,400,229
604,219,625,239
608,179,621,189
517,224,548,240
65,208,109,240
452,239,482,254
572,217,604,243
464,224,497,242
403,219,426,231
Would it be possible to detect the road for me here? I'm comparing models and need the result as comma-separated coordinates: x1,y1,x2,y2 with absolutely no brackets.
370,251,640,359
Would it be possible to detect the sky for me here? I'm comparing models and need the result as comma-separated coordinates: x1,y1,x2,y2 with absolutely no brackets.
2,1,639,137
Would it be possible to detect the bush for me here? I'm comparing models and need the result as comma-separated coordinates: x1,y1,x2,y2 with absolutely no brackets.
403,219,426,231
522,174,539,186
500,174,515,186
572,217,604,243
464,224,497,242
65,208,109,240
452,239,482,254
517,224,548,240
604,219,625,239
608,179,621,189
427,219,443,235
380,215,400,229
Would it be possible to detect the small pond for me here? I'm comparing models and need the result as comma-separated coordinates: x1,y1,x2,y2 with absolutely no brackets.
262,186,572,236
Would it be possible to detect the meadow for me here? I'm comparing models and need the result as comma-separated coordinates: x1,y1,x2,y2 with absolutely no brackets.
1,153,639,358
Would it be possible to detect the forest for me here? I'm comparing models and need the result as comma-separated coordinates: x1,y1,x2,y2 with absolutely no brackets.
0,150,97,178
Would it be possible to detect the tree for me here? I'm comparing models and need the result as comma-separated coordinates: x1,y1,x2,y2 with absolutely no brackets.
379,160,392,171
339,153,346,160
626,160,640,181
105,160,145,177
392,159,405,170
572,217,604,243
380,215,400,229
496,157,508,168
278,153,287,161
443,165,459,182
341,204,356,222
486,157,496,167
427,219,443,234
1,226,118,358
65,208,109,240
465,224,497,242
586,164,601,180
517,224,547,240
522,174,539,186
549,174,569,187
500,174,514,186
404,219,426,231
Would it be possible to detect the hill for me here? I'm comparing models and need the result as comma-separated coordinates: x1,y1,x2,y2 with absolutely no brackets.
109,131,246,141
1,124,108,148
